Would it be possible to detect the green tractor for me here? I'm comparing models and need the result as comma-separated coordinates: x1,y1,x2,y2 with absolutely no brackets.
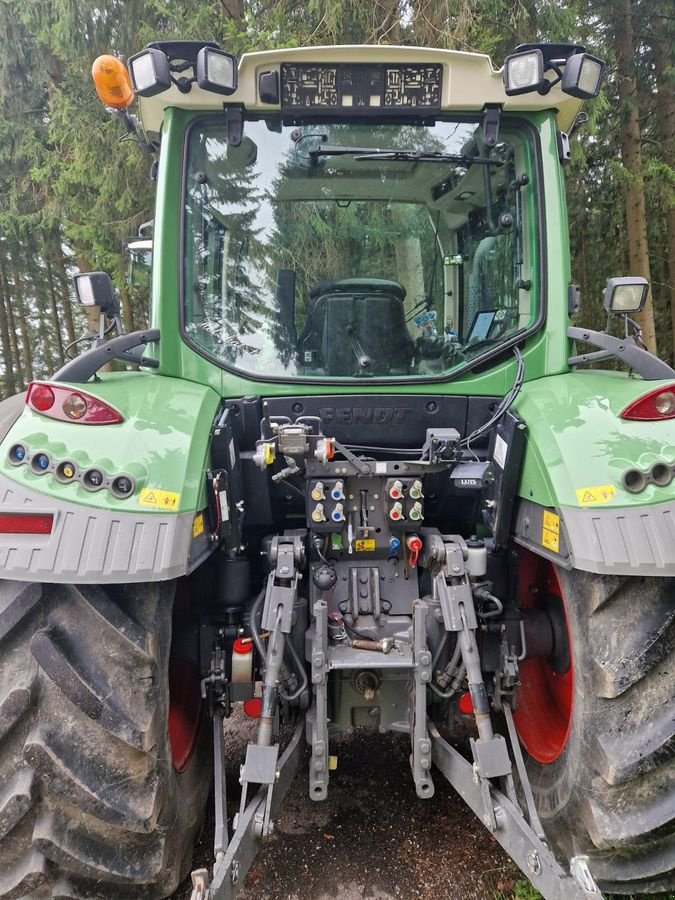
0,40,672,900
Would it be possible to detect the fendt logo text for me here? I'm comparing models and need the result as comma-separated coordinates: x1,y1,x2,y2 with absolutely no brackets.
317,407,411,426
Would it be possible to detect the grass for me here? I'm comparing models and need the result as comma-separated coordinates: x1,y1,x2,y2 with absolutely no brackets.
493,880,675,900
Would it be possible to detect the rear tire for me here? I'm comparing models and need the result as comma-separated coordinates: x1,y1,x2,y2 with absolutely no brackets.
0,578,211,899
515,549,675,894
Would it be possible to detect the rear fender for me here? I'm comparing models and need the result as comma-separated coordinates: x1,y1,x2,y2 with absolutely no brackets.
0,373,221,583
512,371,675,575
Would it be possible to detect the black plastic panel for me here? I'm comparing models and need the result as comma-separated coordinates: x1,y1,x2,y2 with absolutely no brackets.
483,410,526,547
228,395,500,450
263,395,468,448
281,63,442,114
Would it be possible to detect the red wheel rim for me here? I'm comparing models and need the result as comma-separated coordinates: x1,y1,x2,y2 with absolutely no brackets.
168,659,202,773
513,549,573,764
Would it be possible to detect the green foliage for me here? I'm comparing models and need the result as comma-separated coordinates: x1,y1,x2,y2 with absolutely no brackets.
0,0,672,395
495,879,675,900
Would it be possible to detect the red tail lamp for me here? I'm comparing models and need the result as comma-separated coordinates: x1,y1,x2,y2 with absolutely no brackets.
29,384,55,411
0,513,54,534
26,383,123,425
620,385,675,422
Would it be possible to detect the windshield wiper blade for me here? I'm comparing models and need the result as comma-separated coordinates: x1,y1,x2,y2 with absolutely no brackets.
308,145,501,166
355,150,502,165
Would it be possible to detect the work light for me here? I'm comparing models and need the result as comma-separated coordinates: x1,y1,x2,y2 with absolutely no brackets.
127,47,172,97
561,52,605,99
503,50,544,96
196,47,238,95
73,272,119,314
602,276,649,314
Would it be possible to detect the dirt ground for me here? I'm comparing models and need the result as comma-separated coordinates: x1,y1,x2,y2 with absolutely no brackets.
173,713,523,900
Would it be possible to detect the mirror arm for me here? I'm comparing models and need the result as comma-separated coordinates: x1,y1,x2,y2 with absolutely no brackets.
568,326,675,380
52,329,161,383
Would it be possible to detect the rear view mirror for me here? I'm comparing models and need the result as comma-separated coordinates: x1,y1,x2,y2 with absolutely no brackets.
124,240,153,287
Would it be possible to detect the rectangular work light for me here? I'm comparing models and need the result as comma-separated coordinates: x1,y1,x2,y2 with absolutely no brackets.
603,276,649,314
503,50,544,96
561,52,605,99
128,47,172,97
196,47,238,95
72,272,119,314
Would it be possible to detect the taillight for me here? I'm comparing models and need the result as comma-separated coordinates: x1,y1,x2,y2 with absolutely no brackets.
26,382,123,425
620,385,675,422
30,384,55,411
0,513,53,534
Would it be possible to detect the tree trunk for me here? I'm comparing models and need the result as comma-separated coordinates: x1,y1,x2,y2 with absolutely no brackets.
219,0,245,24
0,253,17,397
651,13,675,363
45,257,66,365
54,248,77,345
613,0,656,353
10,254,34,384
26,249,57,379
375,0,401,43
3,272,24,391
119,282,135,333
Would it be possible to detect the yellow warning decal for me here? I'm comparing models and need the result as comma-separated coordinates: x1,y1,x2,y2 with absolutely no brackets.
192,513,205,538
139,488,180,510
354,539,376,552
575,485,616,506
543,510,560,534
541,510,560,553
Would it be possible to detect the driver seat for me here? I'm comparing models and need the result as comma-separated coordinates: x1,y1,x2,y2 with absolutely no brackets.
298,279,414,375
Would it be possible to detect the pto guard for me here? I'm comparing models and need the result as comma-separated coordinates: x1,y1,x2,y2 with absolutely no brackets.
513,371,675,575
0,372,221,583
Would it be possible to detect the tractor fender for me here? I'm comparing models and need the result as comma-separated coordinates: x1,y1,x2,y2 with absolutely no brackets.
0,391,27,444
512,370,675,576
0,373,221,583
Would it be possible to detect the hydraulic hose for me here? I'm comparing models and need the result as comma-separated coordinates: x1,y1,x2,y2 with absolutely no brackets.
257,607,286,746
279,635,309,702
250,587,308,702
431,631,448,673
249,589,267,669
430,642,465,699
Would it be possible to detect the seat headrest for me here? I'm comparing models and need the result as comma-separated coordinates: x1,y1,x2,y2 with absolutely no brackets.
309,278,406,302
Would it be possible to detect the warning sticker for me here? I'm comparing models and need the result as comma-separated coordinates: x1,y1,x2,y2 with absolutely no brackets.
541,510,560,553
575,485,616,506
139,488,180,510
542,510,559,534
192,513,205,538
493,434,508,470
354,539,376,552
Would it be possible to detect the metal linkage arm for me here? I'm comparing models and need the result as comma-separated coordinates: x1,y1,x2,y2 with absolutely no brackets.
257,534,305,747
432,536,512,830
190,718,306,900
428,722,603,900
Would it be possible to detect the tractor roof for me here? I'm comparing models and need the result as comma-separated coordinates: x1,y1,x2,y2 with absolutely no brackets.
136,44,584,138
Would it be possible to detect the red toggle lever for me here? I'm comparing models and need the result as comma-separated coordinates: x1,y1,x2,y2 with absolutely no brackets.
406,534,423,568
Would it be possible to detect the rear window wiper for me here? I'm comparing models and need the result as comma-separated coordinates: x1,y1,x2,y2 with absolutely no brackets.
308,145,502,166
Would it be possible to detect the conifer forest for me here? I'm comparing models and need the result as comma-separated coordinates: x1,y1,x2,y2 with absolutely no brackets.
0,0,672,395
